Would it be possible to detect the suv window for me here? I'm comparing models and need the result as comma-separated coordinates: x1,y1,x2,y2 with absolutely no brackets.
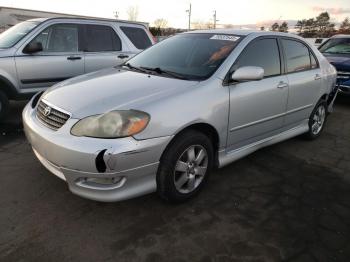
120,26,152,49
282,39,315,73
84,25,121,52
32,24,79,52
232,38,281,78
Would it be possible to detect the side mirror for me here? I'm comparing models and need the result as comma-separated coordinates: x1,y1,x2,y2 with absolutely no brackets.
23,42,43,54
231,66,264,82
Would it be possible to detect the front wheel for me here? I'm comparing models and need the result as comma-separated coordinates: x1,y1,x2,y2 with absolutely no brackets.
157,130,214,203
304,100,327,140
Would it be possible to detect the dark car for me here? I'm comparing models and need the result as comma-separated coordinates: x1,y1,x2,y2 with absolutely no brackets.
319,35,350,95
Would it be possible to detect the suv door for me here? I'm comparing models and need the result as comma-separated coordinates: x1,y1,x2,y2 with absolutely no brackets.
227,38,289,150
15,23,84,90
280,39,322,128
82,24,128,73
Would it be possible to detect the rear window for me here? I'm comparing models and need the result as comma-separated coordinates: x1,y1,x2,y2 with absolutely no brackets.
120,26,152,49
84,25,121,52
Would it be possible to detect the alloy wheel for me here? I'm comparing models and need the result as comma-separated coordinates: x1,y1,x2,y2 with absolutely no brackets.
311,104,326,135
173,145,208,194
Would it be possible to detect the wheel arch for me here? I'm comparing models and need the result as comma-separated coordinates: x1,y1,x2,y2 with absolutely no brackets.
160,122,220,167
0,75,18,99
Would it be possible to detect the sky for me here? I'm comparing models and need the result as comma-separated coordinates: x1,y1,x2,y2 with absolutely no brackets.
1,0,350,28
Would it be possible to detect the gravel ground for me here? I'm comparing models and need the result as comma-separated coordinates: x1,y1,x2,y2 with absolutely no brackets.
0,98,349,262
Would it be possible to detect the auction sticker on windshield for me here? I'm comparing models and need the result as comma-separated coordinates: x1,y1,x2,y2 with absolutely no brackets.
210,35,240,41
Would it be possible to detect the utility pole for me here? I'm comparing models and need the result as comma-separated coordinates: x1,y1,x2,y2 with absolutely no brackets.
213,10,219,29
186,3,192,30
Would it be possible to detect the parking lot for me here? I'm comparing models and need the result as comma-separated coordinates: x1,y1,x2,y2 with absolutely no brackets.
0,97,349,262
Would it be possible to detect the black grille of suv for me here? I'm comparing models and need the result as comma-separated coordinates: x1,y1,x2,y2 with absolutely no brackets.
36,100,70,130
337,71,350,83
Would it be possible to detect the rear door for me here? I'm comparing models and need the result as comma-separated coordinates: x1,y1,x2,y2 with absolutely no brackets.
227,37,289,150
15,23,84,90
280,38,322,128
82,24,129,73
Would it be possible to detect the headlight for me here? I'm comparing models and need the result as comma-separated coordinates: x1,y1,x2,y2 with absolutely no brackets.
71,110,150,138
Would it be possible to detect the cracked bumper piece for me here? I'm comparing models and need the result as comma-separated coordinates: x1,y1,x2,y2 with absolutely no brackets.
22,103,172,202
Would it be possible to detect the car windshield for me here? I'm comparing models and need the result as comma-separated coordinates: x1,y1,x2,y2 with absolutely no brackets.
126,33,242,80
0,21,40,49
319,38,350,54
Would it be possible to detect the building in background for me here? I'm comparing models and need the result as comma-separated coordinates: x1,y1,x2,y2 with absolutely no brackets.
0,6,148,33
0,6,91,32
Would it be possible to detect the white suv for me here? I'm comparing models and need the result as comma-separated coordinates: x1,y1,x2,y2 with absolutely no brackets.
0,17,155,119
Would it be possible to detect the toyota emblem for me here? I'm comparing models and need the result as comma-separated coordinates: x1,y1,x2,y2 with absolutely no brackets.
43,106,51,116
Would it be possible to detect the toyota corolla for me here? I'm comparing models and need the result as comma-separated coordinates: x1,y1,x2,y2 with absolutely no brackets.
23,30,337,202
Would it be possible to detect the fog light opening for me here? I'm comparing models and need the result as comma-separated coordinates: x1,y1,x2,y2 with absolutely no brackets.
75,176,126,190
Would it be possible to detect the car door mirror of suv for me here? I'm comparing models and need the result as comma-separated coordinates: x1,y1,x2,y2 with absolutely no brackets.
23,41,43,54
231,66,264,82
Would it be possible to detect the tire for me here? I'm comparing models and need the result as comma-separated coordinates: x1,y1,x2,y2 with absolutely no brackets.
0,90,9,121
304,100,328,140
157,130,214,203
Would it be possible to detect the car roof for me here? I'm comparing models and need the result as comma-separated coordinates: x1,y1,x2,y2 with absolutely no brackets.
183,29,303,38
330,34,350,39
27,17,148,28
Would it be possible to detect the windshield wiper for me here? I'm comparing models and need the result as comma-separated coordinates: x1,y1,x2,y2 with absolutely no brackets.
140,66,189,80
121,63,149,73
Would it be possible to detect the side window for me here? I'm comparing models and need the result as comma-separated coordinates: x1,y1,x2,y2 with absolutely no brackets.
84,25,121,52
232,38,281,78
31,24,79,52
120,26,152,50
282,39,312,73
310,51,318,69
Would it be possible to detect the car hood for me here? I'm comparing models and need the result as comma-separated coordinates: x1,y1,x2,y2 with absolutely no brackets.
323,53,350,71
43,68,200,118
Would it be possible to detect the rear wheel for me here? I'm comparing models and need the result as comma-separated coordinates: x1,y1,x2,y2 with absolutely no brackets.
0,90,9,121
304,100,327,140
157,130,214,203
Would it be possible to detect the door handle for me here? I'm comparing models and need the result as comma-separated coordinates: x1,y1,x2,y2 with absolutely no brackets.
277,81,288,89
315,74,322,80
67,56,82,60
117,54,129,59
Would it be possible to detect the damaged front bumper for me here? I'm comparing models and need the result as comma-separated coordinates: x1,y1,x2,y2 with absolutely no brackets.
22,102,172,202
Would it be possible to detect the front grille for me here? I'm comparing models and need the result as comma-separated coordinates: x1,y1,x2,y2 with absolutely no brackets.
36,100,70,130
337,71,350,80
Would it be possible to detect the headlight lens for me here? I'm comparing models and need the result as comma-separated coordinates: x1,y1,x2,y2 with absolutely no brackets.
71,110,150,138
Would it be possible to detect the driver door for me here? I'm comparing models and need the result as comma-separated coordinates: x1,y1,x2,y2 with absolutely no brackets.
15,23,84,90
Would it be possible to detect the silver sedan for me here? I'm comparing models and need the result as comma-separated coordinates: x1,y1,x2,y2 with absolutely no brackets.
23,30,337,202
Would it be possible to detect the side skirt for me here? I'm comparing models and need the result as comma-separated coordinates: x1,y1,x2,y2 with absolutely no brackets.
218,120,309,168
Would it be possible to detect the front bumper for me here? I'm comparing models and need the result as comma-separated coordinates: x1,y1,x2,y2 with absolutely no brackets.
22,101,172,202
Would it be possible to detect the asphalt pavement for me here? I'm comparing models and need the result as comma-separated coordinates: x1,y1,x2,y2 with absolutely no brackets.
0,98,349,262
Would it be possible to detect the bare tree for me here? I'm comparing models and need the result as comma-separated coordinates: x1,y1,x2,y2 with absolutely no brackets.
223,24,234,29
154,18,168,28
192,20,212,29
127,6,139,21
